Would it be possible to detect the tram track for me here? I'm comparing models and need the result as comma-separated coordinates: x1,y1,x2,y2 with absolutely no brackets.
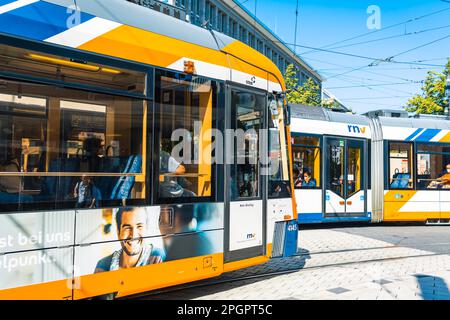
126,244,450,300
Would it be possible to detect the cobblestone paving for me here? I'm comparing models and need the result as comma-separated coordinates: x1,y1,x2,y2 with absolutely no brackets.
145,229,450,300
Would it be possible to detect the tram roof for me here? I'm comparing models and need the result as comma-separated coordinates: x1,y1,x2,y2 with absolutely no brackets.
378,116,450,130
44,0,283,84
290,104,371,126
47,0,231,51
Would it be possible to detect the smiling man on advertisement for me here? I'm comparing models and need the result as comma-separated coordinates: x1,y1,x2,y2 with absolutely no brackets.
94,207,165,273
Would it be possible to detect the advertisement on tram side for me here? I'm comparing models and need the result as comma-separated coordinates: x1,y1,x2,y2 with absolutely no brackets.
75,203,224,276
0,203,223,291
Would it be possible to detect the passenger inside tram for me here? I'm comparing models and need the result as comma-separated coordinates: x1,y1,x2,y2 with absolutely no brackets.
294,167,303,188
0,45,150,210
159,140,196,198
301,171,316,188
81,135,104,173
437,164,450,187
428,164,450,189
73,175,101,209
156,72,214,201
0,142,22,194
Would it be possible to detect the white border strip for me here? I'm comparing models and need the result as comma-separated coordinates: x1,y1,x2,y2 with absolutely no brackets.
45,17,122,48
409,128,426,141
0,0,39,15
431,130,448,142
168,58,231,82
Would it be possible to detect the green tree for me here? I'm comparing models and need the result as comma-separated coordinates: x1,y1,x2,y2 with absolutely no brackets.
284,64,322,107
321,98,335,109
405,59,450,115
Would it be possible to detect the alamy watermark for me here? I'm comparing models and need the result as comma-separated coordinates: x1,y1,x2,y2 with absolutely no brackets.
367,5,381,30
66,4,81,29
169,121,281,177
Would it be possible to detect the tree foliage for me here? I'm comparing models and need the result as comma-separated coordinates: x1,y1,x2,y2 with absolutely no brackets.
284,64,322,107
405,59,450,115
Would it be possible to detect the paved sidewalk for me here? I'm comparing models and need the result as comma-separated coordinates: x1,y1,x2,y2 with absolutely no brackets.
148,229,450,300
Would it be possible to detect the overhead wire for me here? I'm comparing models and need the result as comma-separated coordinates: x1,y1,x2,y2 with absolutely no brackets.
340,95,413,101
388,34,450,59
236,0,439,109
300,7,450,55
327,81,424,89
318,24,450,52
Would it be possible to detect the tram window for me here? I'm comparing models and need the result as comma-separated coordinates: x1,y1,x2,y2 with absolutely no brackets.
0,79,146,212
347,142,363,197
388,142,413,189
0,44,146,95
292,135,321,189
155,71,216,202
416,144,450,190
292,135,320,147
230,91,264,200
268,96,291,198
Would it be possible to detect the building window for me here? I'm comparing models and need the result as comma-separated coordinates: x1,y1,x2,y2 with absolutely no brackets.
279,57,284,73
222,12,227,33
229,18,237,38
239,26,247,43
265,46,272,60
248,32,255,48
217,10,227,33
257,39,263,53
209,3,216,28
205,1,210,22
272,51,278,65
190,0,200,25
300,72,306,84
217,10,223,32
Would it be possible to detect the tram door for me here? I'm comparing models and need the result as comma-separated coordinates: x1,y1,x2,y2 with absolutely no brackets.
324,137,367,217
225,88,266,262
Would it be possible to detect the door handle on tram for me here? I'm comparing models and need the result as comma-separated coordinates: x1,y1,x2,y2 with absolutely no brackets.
347,201,353,206
339,201,345,206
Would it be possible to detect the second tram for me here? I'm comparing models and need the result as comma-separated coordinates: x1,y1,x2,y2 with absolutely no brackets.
291,104,450,225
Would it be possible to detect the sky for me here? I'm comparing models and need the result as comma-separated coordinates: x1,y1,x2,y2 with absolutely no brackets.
238,0,450,114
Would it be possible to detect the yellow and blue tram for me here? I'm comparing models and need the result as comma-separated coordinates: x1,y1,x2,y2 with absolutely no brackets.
291,104,450,225
0,0,297,299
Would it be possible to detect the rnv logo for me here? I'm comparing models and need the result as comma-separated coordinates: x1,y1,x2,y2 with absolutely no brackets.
348,125,366,134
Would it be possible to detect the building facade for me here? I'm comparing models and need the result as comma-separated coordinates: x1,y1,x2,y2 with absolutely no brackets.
127,0,323,88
